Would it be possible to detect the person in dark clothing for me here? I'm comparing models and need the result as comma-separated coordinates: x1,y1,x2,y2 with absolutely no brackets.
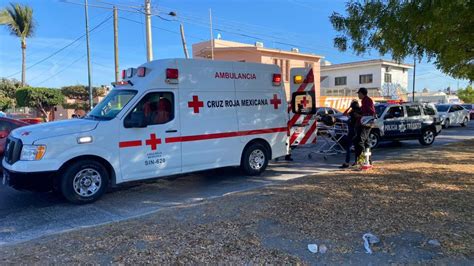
340,100,361,168
354,87,376,164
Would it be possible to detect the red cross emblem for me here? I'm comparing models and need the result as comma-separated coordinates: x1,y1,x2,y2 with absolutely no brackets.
145,133,162,150
270,94,282,109
188,95,204,113
300,96,309,108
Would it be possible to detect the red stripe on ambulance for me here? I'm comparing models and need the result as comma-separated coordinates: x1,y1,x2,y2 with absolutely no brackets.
119,140,142,148
299,120,317,145
166,127,287,143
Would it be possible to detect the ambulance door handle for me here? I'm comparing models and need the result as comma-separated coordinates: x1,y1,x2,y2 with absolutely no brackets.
165,129,178,133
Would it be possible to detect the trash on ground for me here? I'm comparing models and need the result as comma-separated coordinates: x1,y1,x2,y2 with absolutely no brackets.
363,233,380,254
428,239,441,247
307,244,318,253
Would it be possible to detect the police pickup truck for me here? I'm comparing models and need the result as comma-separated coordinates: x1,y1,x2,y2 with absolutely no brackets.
368,102,442,148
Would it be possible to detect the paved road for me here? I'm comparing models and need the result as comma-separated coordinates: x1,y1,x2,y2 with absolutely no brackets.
1,122,473,246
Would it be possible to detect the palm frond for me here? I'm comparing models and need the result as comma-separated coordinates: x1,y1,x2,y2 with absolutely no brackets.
3,3,35,38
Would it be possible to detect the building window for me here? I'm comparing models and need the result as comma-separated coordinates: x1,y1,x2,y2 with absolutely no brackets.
384,73,392,83
335,76,347,86
273,59,278,65
359,74,373,84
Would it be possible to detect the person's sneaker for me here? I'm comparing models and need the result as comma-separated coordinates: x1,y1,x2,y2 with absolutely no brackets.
339,163,350,169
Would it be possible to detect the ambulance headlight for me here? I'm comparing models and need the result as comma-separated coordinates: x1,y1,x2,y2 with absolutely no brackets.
20,145,46,161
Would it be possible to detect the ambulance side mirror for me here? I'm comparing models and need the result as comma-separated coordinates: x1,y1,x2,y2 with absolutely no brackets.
124,111,147,128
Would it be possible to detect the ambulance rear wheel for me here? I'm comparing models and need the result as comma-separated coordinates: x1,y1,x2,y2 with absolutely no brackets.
60,160,109,204
241,143,269,176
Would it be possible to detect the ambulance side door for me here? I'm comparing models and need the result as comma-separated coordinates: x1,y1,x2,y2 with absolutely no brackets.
119,91,182,181
382,105,406,138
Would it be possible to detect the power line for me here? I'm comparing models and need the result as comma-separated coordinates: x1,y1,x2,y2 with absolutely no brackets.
36,55,87,86
6,15,112,78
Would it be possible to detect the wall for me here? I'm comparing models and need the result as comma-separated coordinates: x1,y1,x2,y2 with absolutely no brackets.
321,64,382,89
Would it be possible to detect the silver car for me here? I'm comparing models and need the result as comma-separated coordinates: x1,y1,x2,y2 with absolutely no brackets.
436,104,470,128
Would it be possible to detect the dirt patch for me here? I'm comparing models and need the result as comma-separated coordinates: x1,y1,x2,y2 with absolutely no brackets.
1,140,473,264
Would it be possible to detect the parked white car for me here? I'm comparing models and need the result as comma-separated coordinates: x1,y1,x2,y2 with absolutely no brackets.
436,104,470,128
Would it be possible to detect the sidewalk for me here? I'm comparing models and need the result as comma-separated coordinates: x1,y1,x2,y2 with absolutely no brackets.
1,140,473,264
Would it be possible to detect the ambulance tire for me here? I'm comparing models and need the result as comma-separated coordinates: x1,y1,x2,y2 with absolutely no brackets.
241,142,269,176
60,160,109,204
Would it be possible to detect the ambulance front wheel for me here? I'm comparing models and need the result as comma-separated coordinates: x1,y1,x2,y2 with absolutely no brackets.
60,160,109,204
241,142,269,176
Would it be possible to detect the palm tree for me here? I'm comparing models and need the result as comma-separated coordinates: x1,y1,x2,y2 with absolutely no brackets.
1,3,35,86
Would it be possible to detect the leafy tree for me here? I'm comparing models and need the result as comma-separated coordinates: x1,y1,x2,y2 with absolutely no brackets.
330,0,474,81
16,87,64,121
1,3,35,86
0,77,22,111
60,85,106,110
457,85,474,103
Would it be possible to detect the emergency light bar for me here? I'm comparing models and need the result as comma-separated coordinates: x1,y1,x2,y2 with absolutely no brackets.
166,68,179,84
125,68,135,78
137,67,146,77
273,74,281,86
293,75,303,84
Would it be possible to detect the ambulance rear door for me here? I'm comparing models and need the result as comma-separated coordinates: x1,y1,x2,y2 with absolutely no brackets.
288,67,317,148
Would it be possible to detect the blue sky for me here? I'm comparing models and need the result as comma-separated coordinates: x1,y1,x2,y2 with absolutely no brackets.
0,0,469,91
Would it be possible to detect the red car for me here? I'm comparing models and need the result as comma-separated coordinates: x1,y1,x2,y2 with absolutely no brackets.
18,118,42,124
0,117,30,161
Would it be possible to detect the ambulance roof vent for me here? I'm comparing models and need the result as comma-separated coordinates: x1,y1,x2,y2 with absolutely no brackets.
255,41,264,48
291,47,299,53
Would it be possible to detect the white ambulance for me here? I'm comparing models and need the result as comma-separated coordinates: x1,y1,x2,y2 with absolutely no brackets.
2,59,317,204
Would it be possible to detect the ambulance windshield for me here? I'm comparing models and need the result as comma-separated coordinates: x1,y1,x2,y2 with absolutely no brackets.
86,89,137,120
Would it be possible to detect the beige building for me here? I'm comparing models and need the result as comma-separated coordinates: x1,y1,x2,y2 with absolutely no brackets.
192,39,323,100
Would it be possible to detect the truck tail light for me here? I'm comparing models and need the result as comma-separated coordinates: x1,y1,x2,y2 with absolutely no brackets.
121,69,126,79
137,67,146,77
273,74,281,86
166,68,179,84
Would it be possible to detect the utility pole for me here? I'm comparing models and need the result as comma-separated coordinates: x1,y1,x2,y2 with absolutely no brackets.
209,8,214,60
412,57,416,102
113,6,119,82
84,0,93,110
180,23,189,59
145,0,153,62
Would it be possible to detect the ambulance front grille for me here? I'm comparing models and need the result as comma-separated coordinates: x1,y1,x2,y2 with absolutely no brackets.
4,137,22,165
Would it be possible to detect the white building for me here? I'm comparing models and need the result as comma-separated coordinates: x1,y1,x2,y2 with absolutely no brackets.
320,59,413,100
414,91,461,104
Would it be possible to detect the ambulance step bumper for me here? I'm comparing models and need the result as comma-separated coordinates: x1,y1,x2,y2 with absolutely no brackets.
2,167,56,192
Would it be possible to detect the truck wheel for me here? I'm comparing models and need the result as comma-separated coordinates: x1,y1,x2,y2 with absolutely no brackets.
443,118,450,129
60,160,109,204
241,142,269,176
368,131,380,149
419,128,435,145
461,117,468,127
